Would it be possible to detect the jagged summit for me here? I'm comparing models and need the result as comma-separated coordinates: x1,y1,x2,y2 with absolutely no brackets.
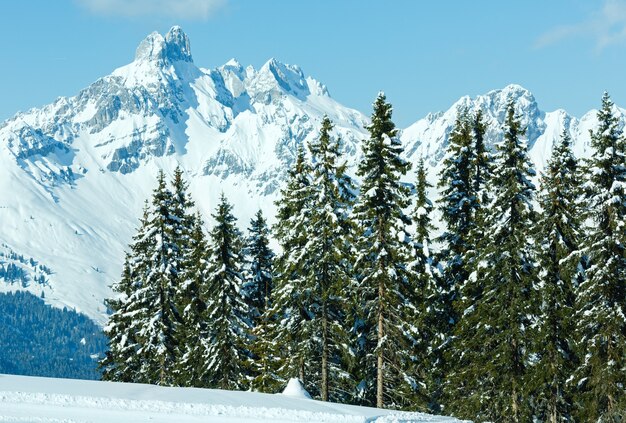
165,26,192,63
134,26,193,64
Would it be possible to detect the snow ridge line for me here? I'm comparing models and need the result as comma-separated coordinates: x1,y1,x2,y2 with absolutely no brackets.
0,391,375,422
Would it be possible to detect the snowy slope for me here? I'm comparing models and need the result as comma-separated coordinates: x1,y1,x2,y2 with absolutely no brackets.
0,374,465,422
0,26,624,324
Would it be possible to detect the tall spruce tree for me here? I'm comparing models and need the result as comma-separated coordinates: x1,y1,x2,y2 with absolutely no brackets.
103,171,184,386
252,146,313,393
446,102,537,421
201,193,250,390
243,209,274,324
352,93,417,409
528,129,582,422
135,170,184,385
437,109,479,323
574,92,626,422
409,158,445,412
176,212,210,387
168,166,200,386
101,203,152,383
302,116,356,401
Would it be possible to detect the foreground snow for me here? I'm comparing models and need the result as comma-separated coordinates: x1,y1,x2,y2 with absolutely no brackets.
0,374,464,422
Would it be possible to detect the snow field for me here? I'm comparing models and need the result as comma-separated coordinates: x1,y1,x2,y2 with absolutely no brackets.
0,374,464,423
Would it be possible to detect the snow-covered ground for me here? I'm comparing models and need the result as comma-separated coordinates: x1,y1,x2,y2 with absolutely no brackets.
0,374,464,423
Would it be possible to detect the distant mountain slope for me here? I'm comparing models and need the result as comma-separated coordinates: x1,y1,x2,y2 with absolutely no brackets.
0,291,105,379
0,26,623,324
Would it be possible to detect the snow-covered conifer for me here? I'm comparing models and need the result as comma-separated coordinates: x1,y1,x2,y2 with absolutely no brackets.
528,129,582,422
573,92,626,422
352,93,417,409
200,194,250,390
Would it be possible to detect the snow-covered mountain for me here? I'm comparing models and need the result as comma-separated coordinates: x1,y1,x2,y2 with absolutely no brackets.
0,26,623,324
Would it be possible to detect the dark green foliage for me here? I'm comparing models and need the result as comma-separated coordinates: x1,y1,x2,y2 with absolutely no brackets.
0,291,106,380
201,193,250,390
574,92,626,422
446,102,538,421
243,209,274,323
301,116,356,401
438,109,479,291
410,158,446,412
254,146,313,392
176,212,210,387
102,171,187,386
528,129,582,422
352,93,417,409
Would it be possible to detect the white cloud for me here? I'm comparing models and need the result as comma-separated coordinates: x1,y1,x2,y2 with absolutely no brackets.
535,0,626,51
76,0,227,20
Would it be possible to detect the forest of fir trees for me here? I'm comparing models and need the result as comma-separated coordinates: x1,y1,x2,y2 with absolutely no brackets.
101,92,626,423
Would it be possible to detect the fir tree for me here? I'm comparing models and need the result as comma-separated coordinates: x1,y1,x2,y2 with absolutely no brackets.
133,170,184,386
352,93,417,409
437,109,479,321
101,253,142,382
101,204,153,383
243,209,274,324
410,158,445,412
168,166,200,386
302,116,356,401
446,102,537,421
176,212,210,387
528,129,582,422
103,172,184,386
255,146,314,392
201,193,250,390
574,92,626,422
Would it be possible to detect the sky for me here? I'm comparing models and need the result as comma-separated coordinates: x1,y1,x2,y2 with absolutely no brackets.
0,0,625,127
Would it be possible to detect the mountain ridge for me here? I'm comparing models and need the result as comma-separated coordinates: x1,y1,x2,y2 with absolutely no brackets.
0,26,623,324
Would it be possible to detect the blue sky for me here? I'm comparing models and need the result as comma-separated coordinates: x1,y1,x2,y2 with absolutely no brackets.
0,0,624,127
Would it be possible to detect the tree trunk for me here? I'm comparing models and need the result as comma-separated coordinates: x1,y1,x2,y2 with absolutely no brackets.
299,356,305,388
377,280,384,408
321,303,329,401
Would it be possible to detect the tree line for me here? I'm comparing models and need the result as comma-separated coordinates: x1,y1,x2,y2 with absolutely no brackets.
101,92,626,422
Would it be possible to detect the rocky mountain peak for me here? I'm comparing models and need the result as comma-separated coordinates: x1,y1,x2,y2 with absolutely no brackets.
134,26,193,64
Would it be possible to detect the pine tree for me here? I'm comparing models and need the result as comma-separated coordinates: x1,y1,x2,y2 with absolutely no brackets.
101,202,153,382
243,209,274,324
132,170,184,386
168,166,201,386
255,146,314,392
201,193,250,390
352,93,417,409
103,172,184,386
437,109,479,321
409,158,445,412
527,129,582,422
302,116,356,401
573,92,626,422
446,102,537,421
176,212,210,387
101,254,142,382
